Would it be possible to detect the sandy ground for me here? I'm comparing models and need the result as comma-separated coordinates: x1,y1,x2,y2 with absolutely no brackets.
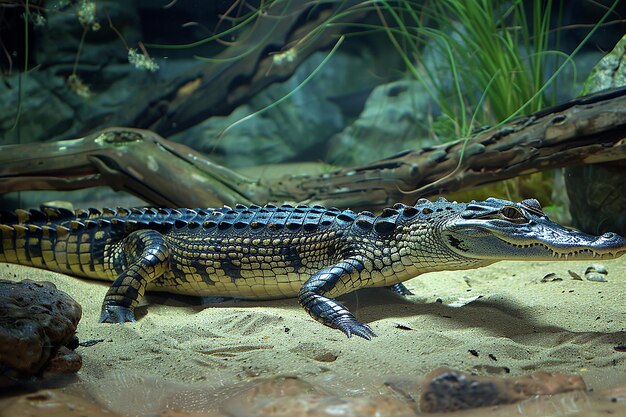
1,258,625,414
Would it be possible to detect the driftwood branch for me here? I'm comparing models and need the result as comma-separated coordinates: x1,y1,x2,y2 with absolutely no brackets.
0,129,259,208
76,2,367,139
272,87,626,209
1,87,625,209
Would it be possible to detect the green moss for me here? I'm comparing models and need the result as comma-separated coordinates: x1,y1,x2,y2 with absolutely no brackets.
581,34,626,94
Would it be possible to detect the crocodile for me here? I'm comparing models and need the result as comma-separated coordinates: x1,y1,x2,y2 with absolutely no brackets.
1,197,624,339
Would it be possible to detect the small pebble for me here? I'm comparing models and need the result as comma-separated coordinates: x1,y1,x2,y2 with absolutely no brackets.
585,264,608,274
586,272,608,282
541,272,562,282
585,264,608,282
567,270,583,281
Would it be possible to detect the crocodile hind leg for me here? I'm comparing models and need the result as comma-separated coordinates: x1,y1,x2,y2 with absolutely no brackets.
386,283,414,296
299,258,376,340
100,229,170,323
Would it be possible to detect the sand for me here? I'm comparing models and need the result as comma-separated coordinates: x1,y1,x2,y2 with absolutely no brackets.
1,257,625,414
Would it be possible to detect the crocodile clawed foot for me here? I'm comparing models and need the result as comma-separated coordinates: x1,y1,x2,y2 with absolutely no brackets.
333,316,377,340
387,283,414,296
99,305,136,323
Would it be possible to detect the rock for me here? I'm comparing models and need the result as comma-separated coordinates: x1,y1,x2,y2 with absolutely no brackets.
540,272,563,282
0,390,121,417
598,384,626,403
222,376,416,417
175,50,385,168
84,373,414,417
0,76,74,145
580,36,626,95
35,1,139,69
585,264,608,275
565,35,626,236
565,161,626,236
0,1,142,146
419,368,585,413
45,346,83,374
0,279,82,388
327,80,435,166
585,273,608,282
585,264,609,282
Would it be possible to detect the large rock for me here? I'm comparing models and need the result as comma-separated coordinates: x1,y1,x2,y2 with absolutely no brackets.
173,49,389,168
0,279,82,388
327,80,435,166
0,76,74,145
565,161,626,235
0,390,125,417
221,376,415,417
0,1,142,146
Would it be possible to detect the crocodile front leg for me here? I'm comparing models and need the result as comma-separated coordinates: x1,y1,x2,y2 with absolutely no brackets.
298,258,376,340
100,229,170,323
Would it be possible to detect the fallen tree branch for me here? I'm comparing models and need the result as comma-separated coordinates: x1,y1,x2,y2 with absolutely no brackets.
0,128,259,208
273,86,626,209
83,1,368,138
1,87,625,209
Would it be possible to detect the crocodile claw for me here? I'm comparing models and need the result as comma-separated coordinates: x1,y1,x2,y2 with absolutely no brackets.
99,305,136,323
333,316,377,340
387,283,414,296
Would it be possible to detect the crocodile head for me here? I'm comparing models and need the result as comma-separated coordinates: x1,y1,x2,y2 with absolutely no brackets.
440,197,626,261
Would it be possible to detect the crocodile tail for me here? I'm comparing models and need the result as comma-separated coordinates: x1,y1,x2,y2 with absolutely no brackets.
0,222,69,270
0,207,79,269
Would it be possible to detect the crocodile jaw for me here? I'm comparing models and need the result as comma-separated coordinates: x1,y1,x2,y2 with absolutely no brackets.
493,231,626,260
443,223,626,261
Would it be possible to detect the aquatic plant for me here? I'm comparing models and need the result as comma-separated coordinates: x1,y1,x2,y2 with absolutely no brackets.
371,0,624,139
342,0,618,208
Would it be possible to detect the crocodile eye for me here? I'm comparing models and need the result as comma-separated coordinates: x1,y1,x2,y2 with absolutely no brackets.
500,206,526,221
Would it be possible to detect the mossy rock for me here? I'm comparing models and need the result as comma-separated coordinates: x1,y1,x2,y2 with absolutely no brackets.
565,35,626,235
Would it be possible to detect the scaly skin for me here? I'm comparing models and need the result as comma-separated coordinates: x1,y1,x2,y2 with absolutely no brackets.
1,198,624,339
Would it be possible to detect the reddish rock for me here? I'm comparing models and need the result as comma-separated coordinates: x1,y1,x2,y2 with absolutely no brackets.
598,384,626,403
223,376,416,417
0,279,82,387
0,390,115,417
419,367,586,413
45,346,83,374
